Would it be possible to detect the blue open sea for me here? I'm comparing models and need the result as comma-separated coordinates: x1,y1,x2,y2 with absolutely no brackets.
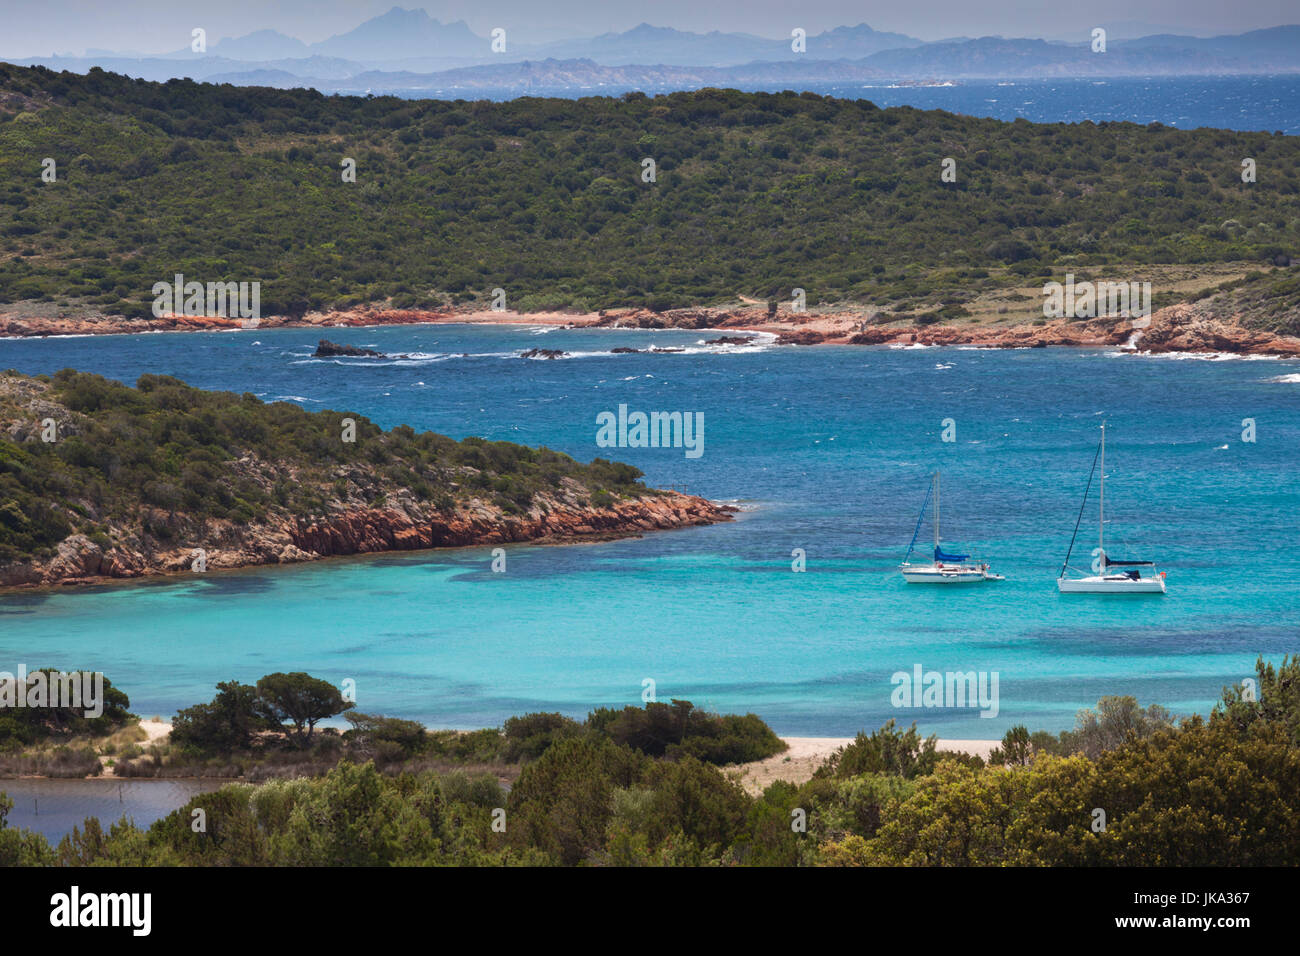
3,324,1299,739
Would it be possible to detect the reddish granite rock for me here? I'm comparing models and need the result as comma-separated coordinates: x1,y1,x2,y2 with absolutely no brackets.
0,492,733,589
777,330,826,345
6,297,1299,357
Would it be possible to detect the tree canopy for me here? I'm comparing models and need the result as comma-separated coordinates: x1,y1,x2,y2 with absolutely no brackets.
0,64,1295,323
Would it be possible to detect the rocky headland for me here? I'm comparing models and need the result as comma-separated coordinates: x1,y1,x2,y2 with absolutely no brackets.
0,371,733,589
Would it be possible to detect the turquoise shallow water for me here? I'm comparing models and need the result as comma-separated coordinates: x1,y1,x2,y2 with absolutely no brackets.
2,325,1299,737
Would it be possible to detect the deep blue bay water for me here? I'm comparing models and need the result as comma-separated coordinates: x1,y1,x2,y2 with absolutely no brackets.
2,323,1300,739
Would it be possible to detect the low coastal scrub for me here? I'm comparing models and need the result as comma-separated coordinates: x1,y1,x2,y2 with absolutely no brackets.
0,668,785,784
814,719,942,779
0,369,656,568
586,701,787,764
1200,266,1300,335
0,745,101,778
157,679,785,779
0,64,1296,320
1,656,1297,865
0,670,131,778
0,669,131,749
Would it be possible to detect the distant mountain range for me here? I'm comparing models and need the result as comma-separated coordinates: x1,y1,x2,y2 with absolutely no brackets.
5,7,1299,94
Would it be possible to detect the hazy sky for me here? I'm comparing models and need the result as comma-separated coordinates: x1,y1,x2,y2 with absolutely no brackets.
3,0,1296,57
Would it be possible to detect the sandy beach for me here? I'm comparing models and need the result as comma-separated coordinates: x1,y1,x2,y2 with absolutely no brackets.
98,717,172,778
93,723,993,792
139,717,172,745
732,736,999,795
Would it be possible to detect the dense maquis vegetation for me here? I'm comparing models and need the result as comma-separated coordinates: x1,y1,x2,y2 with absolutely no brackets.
0,670,130,746
2,656,1297,866
0,669,131,778
0,369,650,563
0,63,1296,321
164,681,783,777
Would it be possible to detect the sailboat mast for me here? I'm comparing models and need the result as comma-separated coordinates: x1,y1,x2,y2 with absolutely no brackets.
1099,423,1105,563
933,472,940,551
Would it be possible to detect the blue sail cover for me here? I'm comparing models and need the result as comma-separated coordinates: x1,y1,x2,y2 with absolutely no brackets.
935,547,968,562
1104,555,1154,567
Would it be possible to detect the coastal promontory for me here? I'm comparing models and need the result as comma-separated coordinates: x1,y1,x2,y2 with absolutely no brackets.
0,370,731,588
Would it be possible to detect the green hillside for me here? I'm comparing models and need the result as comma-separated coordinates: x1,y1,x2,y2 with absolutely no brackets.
0,63,1296,318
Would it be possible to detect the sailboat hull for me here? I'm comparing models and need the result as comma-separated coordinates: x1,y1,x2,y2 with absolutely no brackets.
1057,575,1166,594
902,565,1001,584
901,473,1003,585
1058,425,1165,595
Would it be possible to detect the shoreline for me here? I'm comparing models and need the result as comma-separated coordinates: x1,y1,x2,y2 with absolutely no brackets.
0,492,735,592
4,299,1299,357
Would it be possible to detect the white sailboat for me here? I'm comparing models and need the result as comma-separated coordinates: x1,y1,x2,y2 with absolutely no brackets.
1058,423,1167,594
900,472,1003,584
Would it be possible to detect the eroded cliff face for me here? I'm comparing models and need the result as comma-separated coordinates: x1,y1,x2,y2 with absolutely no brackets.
0,491,733,589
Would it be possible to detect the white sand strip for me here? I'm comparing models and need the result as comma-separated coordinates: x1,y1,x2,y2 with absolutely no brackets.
732,736,1000,795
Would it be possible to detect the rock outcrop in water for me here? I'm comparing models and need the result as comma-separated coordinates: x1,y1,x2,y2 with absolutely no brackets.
314,339,384,357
